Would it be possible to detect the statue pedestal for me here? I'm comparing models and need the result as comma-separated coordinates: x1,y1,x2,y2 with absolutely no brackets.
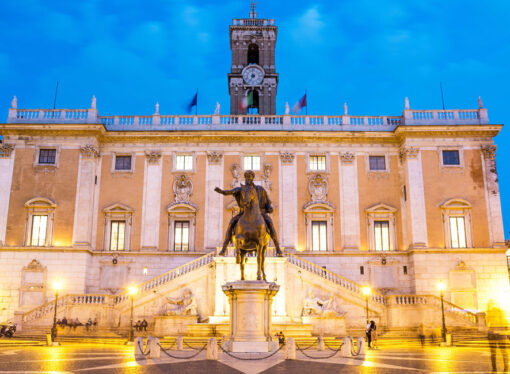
222,280,279,352
302,315,347,336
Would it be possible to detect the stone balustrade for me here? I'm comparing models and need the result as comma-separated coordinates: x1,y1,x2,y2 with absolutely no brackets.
287,253,386,305
5,107,489,130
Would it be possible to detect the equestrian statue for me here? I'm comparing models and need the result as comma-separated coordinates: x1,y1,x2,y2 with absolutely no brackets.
215,170,283,281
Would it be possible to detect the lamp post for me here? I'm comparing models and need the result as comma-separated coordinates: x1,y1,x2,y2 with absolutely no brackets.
437,280,447,343
127,285,138,342
362,286,372,324
50,280,61,343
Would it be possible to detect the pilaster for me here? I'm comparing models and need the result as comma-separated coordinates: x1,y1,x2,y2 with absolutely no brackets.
339,152,360,250
0,144,16,246
140,151,163,250
279,152,297,250
204,152,224,249
72,145,100,248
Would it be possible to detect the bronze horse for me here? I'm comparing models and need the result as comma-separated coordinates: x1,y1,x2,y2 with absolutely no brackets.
233,183,270,281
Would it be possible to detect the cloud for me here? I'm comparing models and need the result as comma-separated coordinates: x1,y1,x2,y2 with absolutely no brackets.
290,6,325,42
43,11,82,44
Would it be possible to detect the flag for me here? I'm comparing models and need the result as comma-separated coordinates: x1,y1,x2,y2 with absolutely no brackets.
292,93,307,113
187,92,198,113
239,91,253,113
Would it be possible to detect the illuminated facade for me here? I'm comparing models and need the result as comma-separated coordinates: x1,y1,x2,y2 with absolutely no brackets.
0,9,509,332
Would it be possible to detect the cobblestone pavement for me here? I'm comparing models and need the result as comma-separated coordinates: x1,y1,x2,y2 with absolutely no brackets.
0,342,508,373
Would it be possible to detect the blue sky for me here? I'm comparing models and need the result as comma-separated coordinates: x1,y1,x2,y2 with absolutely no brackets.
1,0,510,239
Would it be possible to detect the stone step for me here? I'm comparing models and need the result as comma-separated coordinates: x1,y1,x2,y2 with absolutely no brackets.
184,322,314,337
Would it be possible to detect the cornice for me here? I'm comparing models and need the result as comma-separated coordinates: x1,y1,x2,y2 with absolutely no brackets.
395,124,502,139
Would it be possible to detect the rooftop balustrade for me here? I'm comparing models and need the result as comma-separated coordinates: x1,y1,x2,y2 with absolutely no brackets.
5,105,489,131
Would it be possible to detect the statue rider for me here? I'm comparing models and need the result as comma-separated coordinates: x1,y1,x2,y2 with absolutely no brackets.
214,170,283,257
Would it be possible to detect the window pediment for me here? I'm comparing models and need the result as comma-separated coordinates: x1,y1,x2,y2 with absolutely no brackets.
25,197,57,209
366,203,397,214
303,201,335,213
440,198,471,210
103,203,135,214
167,202,198,214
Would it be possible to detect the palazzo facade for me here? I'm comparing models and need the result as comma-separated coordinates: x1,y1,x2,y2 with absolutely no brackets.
0,9,508,330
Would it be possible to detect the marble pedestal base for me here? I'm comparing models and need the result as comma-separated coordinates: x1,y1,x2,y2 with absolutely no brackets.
222,280,279,352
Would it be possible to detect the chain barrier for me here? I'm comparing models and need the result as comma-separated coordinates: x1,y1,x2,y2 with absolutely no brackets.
348,336,361,356
324,339,342,351
217,341,286,361
157,342,207,360
295,341,344,359
137,340,151,357
294,338,318,351
183,340,205,350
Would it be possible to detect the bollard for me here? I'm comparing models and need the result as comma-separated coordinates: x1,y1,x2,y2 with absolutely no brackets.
150,337,161,359
318,336,324,351
269,340,278,352
285,337,296,360
176,335,183,350
134,336,144,358
341,337,351,357
207,338,218,360
222,335,230,352
356,336,365,355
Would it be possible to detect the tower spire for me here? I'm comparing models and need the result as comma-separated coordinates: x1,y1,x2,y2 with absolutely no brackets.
249,0,257,18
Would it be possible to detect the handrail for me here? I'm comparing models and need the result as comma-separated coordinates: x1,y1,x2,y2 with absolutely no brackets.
114,251,216,305
388,294,477,324
287,253,386,304
21,294,113,323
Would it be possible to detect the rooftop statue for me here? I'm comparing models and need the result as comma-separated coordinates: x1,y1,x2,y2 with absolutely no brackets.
215,170,282,280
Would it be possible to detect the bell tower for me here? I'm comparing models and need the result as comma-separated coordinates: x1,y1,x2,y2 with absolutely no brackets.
229,1,278,115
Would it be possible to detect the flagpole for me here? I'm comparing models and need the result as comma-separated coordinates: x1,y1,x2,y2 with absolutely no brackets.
196,88,198,116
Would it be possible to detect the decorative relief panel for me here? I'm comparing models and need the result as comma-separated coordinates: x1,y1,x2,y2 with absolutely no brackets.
481,144,496,160
279,152,295,164
308,174,328,202
80,145,100,159
20,259,47,307
145,151,162,164
399,146,419,163
207,151,223,164
481,145,499,195
340,152,355,164
173,174,193,203
231,163,242,188
0,143,15,158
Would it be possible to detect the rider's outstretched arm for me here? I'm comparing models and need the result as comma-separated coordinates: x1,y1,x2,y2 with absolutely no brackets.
214,187,239,196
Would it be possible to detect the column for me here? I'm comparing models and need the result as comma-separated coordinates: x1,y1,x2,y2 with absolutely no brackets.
0,144,15,246
140,151,163,250
204,152,224,250
279,152,297,250
481,145,505,246
339,152,360,250
72,145,100,248
401,147,428,248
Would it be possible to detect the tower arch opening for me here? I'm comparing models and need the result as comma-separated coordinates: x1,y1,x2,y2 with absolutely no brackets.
247,43,259,65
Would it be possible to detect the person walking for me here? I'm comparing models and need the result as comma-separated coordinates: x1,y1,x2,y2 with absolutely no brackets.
366,321,373,349
370,321,378,349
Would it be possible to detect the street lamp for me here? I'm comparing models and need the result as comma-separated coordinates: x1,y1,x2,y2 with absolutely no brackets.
437,280,447,343
362,286,372,324
127,284,138,342
51,280,62,343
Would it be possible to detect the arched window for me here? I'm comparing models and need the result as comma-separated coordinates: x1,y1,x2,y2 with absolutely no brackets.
248,90,259,114
247,43,259,65
24,197,57,247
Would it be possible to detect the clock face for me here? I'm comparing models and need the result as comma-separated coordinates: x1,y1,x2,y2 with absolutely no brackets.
242,66,264,85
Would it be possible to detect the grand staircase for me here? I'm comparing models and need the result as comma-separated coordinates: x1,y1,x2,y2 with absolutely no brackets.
16,252,481,336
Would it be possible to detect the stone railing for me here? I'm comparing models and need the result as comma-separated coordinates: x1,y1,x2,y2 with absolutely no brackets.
21,294,113,324
287,253,386,305
232,18,275,26
113,251,216,305
6,108,489,129
388,294,478,324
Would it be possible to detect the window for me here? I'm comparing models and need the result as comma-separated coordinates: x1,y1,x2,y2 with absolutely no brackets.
403,266,408,275
369,156,386,171
25,197,56,247
176,155,193,170
103,203,134,251
311,221,327,251
449,217,467,248
310,156,326,171
366,203,397,251
244,155,261,171
38,149,56,164
174,221,190,251
374,221,390,251
360,266,364,275
30,215,48,246
247,43,259,65
110,221,126,251
115,155,132,170
442,150,460,165
441,199,472,249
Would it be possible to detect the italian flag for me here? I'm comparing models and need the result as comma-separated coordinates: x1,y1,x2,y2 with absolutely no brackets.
239,91,253,112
